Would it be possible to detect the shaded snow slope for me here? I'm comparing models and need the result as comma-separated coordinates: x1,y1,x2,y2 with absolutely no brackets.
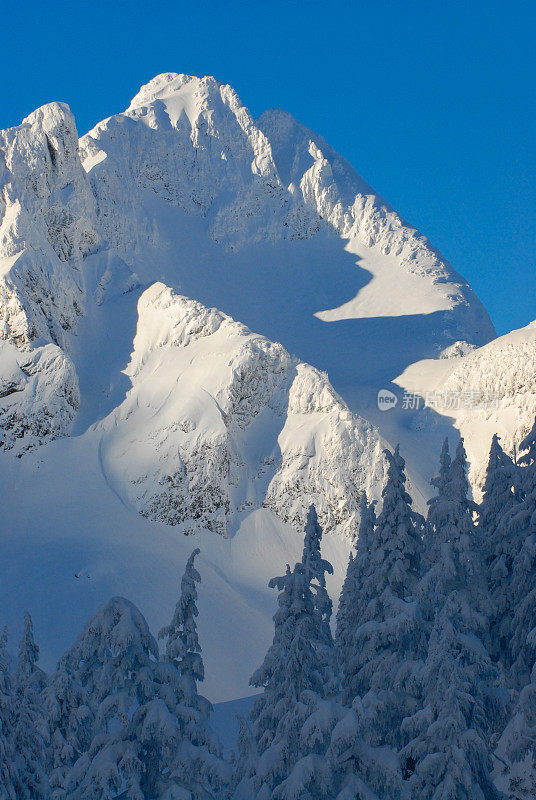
99,283,386,538
79,73,494,381
0,72,508,700
0,435,350,701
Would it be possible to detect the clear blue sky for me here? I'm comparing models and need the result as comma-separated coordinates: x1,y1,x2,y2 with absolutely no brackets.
2,0,534,335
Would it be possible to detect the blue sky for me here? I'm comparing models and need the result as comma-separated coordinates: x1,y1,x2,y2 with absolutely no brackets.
2,0,534,335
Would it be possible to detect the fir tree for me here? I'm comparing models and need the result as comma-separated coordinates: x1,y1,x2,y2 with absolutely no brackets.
338,447,426,734
503,418,536,686
157,548,230,800
403,439,504,799
236,526,342,800
301,505,337,693
59,554,229,800
479,434,519,662
329,447,426,799
12,613,49,800
518,417,536,473
423,438,451,554
52,596,160,800
335,493,376,692
0,627,17,800
494,661,536,800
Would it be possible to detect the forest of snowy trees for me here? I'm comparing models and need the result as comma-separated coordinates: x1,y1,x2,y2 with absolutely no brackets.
2,420,536,800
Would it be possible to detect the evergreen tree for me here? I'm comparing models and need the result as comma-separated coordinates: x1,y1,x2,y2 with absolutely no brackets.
494,662,536,800
403,439,504,799
0,627,17,800
479,435,519,662
335,493,376,693
58,554,229,800
518,417,536,473
423,438,451,557
50,596,160,799
329,447,426,799
301,505,337,693
236,533,342,800
12,613,49,800
156,548,230,800
338,447,426,734
503,418,536,686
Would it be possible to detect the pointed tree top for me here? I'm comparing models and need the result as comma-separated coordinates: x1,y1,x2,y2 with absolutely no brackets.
301,505,333,585
159,548,204,683
519,416,536,467
17,611,39,681
430,438,451,496
357,493,377,555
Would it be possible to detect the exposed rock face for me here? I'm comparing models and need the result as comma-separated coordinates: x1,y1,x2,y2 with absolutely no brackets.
0,71,496,503
0,102,98,347
98,283,386,538
0,102,97,449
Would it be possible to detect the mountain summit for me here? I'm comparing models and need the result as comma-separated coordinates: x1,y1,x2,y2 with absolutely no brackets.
1,73,531,698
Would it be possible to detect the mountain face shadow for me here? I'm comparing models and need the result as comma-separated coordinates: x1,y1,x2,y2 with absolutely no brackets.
70,197,475,500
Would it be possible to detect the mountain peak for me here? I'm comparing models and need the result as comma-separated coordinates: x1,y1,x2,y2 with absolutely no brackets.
127,72,219,110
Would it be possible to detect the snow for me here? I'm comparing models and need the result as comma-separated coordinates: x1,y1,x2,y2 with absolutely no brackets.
0,433,350,701
395,320,536,492
0,70,520,707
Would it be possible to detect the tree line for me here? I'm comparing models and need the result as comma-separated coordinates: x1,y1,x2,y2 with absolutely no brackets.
2,420,536,799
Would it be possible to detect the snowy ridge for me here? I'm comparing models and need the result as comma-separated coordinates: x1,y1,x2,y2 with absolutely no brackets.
99,283,386,538
258,106,494,339
0,102,98,346
0,340,79,454
0,102,97,450
396,320,536,490
81,72,494,345
0,71,519,711
80,73,320,255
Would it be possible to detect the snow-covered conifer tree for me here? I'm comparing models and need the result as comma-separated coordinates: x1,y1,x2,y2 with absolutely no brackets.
403,439,504,799
497,417,536,686
494,661,536,800
338,447,426,728
518,417,536,473
301,505,337,692
479,434,519,661
423,437,451,552
156,547,230,800
0,627,18,800
329,446,425,799
236,538,342,800
12,613,49,800
58,553,229,800
335,493,376,692
50,596,159,799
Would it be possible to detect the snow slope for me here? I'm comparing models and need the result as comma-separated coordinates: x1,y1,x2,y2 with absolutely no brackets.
99,283,386,539
0,434,351,701
0,72,508,700
395,320,536,491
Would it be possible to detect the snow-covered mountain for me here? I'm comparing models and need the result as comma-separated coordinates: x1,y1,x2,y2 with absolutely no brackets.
99,282,385,538
1,72,532,700
395,319,536,492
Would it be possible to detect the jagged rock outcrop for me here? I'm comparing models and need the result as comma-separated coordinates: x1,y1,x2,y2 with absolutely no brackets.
0,102,97,449
99,283,386,538
0,71,496,487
